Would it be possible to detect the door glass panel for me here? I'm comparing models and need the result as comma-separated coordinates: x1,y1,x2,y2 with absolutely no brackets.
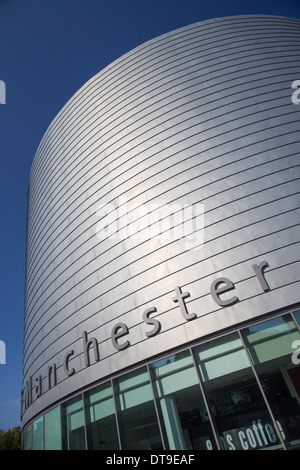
193,333,282,450
114,367,163,450
84,381,119,450
150,350,217,450
61,395,86,450
242,314,300,449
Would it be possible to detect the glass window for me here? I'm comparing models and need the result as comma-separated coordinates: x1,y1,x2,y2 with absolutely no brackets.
32,416,43,450
150,350,217,450
61,395,86,450
23,423,32,450
114,367,163,450
84,381,119,450
44,406,61,450
293,309,300,328
193,333,282,450
242,314,300,449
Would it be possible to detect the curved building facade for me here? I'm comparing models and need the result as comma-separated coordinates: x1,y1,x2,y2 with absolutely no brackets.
22,15,300,450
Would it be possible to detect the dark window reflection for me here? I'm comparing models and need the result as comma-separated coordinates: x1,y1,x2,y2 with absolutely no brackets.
150,351,217,450
114,367,163,450
194,333,282,450
242,314,300,449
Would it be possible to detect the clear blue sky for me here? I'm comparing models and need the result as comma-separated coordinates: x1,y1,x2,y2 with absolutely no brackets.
0,0,299,431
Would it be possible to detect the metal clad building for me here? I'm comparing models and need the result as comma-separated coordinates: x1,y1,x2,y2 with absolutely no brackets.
22,15,300,450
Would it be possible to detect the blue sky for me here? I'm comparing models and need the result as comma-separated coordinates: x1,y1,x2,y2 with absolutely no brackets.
0,0,299,431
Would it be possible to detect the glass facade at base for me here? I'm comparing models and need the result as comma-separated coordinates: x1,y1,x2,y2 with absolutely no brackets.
22,310,300,450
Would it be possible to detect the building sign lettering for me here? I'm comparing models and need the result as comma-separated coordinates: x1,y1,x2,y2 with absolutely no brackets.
21,260,270,416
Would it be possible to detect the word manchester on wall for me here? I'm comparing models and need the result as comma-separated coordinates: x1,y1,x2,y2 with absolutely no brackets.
21,260,270,415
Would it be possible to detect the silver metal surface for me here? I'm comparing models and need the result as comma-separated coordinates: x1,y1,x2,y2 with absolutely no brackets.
22,15,300,426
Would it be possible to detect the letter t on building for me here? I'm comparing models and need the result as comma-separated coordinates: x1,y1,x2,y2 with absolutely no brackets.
172,285,196,321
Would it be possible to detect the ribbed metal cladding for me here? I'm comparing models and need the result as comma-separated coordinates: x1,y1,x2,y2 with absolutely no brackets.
22,15,300,426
